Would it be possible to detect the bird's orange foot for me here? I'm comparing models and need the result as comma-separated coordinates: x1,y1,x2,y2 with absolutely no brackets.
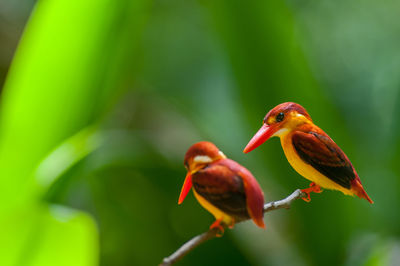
228,218,235,229
301,182,322,202
210,219,225,237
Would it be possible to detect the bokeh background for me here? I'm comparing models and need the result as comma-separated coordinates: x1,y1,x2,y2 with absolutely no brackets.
0,0,399,265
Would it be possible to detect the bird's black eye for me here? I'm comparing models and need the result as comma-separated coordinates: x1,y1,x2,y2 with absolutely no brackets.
276,112,284,122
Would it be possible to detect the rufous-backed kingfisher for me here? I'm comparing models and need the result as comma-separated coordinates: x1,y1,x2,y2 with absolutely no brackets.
179,141,265,234
243,102,373,203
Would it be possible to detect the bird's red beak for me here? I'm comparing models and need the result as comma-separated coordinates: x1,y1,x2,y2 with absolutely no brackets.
243,124,277,153
178,172,192,204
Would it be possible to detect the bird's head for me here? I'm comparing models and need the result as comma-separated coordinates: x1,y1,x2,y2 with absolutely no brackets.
179,141,226,204
243,102,312,153
184,141,226,172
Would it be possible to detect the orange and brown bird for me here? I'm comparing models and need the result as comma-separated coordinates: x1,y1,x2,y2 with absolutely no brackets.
243,102,373,203
179,141,265,234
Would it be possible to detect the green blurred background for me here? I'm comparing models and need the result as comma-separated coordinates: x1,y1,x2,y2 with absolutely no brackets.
0,0,399,265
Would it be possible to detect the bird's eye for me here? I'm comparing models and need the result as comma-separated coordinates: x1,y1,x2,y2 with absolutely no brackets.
276,112,284,122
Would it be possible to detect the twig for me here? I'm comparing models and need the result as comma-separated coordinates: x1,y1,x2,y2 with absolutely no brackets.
263,189,305,212
160,189,306,265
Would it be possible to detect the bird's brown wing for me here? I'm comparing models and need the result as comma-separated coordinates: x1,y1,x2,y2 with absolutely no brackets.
192,162,249,220
291,130,355,189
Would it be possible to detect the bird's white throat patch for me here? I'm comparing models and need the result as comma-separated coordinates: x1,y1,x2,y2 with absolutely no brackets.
273,128,289,137
193,155,213,164
295,113,306,119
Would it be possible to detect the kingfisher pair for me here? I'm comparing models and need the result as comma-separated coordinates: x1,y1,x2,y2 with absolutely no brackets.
178,102,373,234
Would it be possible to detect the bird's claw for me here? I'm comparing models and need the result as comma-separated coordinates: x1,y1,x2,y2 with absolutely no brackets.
301,182,322,202
210,219,225,237
302,193,311,202
228,218,235,229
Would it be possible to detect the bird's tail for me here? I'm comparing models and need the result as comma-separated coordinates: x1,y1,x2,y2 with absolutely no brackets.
251,217,265,229
351,178,373,204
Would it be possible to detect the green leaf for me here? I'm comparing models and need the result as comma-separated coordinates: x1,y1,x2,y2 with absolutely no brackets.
0,0,149,264
0,205,98,266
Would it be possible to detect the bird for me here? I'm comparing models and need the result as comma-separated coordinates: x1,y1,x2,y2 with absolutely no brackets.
178,141,265,235
243,102,373,203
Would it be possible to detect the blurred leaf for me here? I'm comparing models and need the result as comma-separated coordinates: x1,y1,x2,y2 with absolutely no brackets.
24,206,98,266
0,0,150,264
35,127,103,192
0,0,148,211
0,205,98,266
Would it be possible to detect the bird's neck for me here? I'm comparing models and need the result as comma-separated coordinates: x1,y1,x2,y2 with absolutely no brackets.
275,117,312,139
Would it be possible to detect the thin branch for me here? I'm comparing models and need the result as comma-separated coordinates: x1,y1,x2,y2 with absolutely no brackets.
263,189,305,212
160,189,306,265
